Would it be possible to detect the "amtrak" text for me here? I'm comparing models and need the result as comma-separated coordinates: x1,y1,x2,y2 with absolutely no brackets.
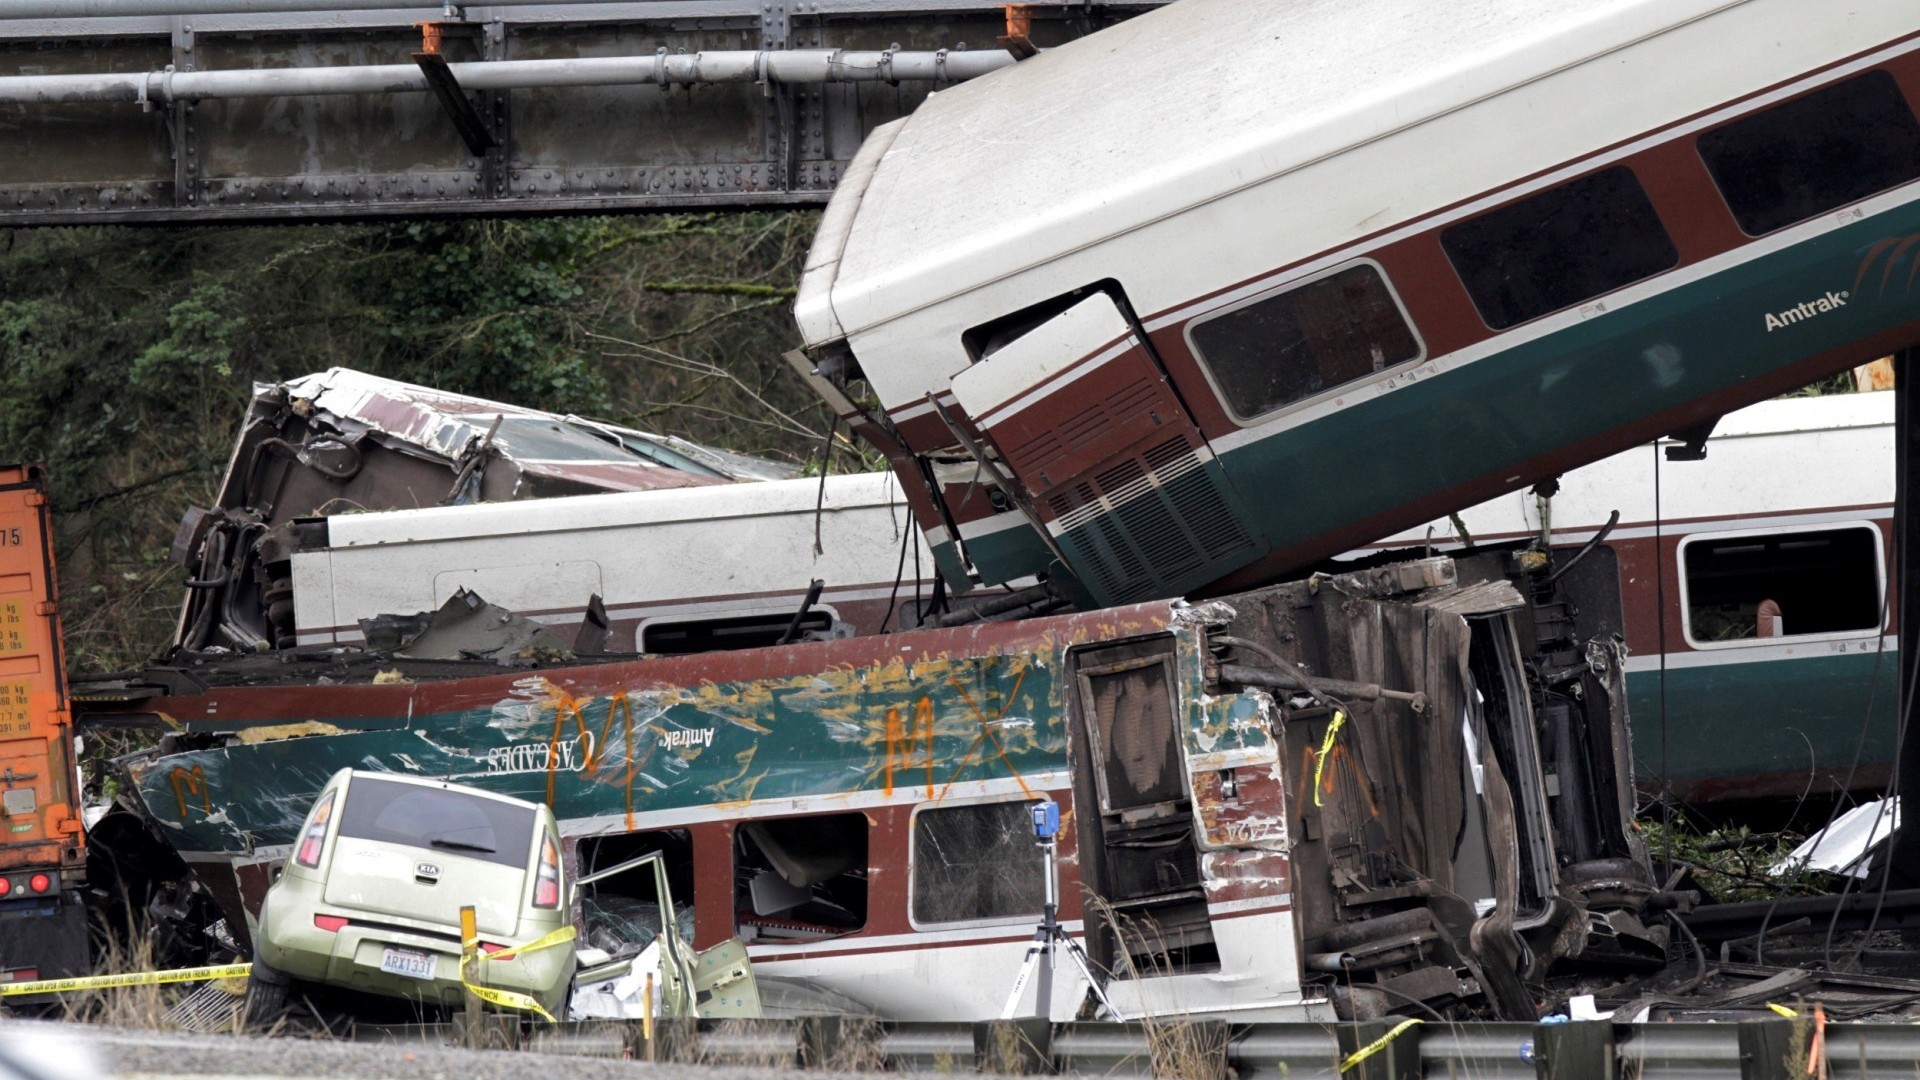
1764,290,1848,332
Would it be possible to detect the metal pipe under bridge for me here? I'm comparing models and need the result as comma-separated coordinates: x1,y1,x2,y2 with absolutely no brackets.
0,1,1167,225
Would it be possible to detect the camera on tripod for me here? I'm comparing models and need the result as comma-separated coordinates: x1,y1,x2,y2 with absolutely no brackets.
1028,800,1060,841
1001,797,1120,1021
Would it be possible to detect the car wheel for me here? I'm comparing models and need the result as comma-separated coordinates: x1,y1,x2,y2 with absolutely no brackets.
242,958,292,1029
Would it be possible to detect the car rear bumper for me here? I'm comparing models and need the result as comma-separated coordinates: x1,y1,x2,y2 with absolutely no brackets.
259,911,573,1012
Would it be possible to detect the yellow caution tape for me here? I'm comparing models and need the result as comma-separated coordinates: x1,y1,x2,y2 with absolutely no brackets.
1768,1003,1798,1019
1313,710,1347,808
1339,1018,1422,1073
0,963,253,997
477,924,576,963
457,923,576,1023
463,979,557,1022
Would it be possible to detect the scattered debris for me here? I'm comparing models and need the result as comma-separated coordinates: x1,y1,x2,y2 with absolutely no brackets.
385,590,575,666
1775,798,1901,880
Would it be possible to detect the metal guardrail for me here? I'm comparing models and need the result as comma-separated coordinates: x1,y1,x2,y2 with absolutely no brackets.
417,1015,1920,1079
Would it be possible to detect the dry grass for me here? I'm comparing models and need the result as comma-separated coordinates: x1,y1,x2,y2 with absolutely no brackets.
56,936,189,1031
1143,1016,1231,1080
694,1017,802,1069
805,1017,887,1073
1783,1007,1817,1080
1082,894,1230,1080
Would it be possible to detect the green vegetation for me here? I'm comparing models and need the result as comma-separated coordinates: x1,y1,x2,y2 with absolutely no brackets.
1637,817,1828,902
0,215,836,671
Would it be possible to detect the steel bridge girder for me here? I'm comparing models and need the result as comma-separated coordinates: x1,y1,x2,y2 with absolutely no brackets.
0,1,1167,224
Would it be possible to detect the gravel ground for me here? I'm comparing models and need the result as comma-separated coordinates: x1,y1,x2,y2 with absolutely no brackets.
0,1020,819,1080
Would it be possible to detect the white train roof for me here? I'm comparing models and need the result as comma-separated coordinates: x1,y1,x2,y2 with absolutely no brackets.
319,470,906,548
1367,391,1894,548
799,0,1909,356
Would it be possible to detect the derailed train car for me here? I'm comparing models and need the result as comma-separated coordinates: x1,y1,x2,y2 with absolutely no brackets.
790,0,1920,611
164,368,953,659
92,549,1653,1022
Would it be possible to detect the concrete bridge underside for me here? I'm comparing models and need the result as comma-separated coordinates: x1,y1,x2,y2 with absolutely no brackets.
0,1,1164,225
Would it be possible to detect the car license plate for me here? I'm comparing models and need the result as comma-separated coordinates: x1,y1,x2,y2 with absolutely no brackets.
378,946,436,981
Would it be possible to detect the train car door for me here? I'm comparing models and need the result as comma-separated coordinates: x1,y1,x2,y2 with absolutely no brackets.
1064,637,1216,982
947,291,1256,606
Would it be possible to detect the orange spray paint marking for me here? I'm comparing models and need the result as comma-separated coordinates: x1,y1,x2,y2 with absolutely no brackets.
1294,743,1380,821
617,693,637,832
538,688,656,829
543,691,588,808
979,724,1035,799
963,670,1035,797
169,764,211,818
882,697,936,799
937,669,1036,801
541,687,640,807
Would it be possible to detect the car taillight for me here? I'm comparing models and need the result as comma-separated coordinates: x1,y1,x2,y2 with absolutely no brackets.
295,790,336,870
313,914,349,933
0,878,11,897
533,834,560,909
27,875,48,894
479,941,507,955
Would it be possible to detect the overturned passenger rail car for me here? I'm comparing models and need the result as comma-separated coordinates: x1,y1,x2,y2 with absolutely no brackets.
88,552,1654,1022
165,366,943,670
792,0,1920,609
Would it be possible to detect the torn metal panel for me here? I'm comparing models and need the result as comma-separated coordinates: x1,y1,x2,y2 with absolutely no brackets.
1776,797,1901,880
1206,550,1657,1020
386,588,575,666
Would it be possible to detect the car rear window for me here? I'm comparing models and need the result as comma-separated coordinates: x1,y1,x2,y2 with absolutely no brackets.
337,778,537,869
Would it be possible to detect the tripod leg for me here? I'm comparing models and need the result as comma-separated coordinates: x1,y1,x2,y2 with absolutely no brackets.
1059,932,1124,1021
999,933,1048,1020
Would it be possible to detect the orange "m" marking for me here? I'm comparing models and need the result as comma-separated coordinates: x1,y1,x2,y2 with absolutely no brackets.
884,697,936,799
169,764,211,818
544,690,639,829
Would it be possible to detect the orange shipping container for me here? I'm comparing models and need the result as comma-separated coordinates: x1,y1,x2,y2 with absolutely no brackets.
0,465,87,983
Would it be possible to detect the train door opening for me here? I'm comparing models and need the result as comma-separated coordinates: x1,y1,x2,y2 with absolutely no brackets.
575,829,696,960
949,288,1255,606
1066,637,1217,980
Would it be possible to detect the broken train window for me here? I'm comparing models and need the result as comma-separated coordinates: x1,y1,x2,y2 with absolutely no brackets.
1680,523,1883,645
641,609,840,655
734,812,868,940
1188,262,1423,422
575,829,696,959
910,800,1046,927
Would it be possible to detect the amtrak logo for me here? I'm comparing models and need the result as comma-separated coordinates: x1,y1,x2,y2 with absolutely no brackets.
659,727,716,751
1764,290,1848,332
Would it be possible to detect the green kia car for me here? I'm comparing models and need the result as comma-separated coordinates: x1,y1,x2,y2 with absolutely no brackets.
245,769,575,1022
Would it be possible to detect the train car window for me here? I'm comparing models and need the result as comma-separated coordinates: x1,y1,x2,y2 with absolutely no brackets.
641,609,838,654
1680,524,1882,646
1442,167,1678,330
910,799,1045,926
1188,263,1421,421
1698,70,1920,237
735,812,868,940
